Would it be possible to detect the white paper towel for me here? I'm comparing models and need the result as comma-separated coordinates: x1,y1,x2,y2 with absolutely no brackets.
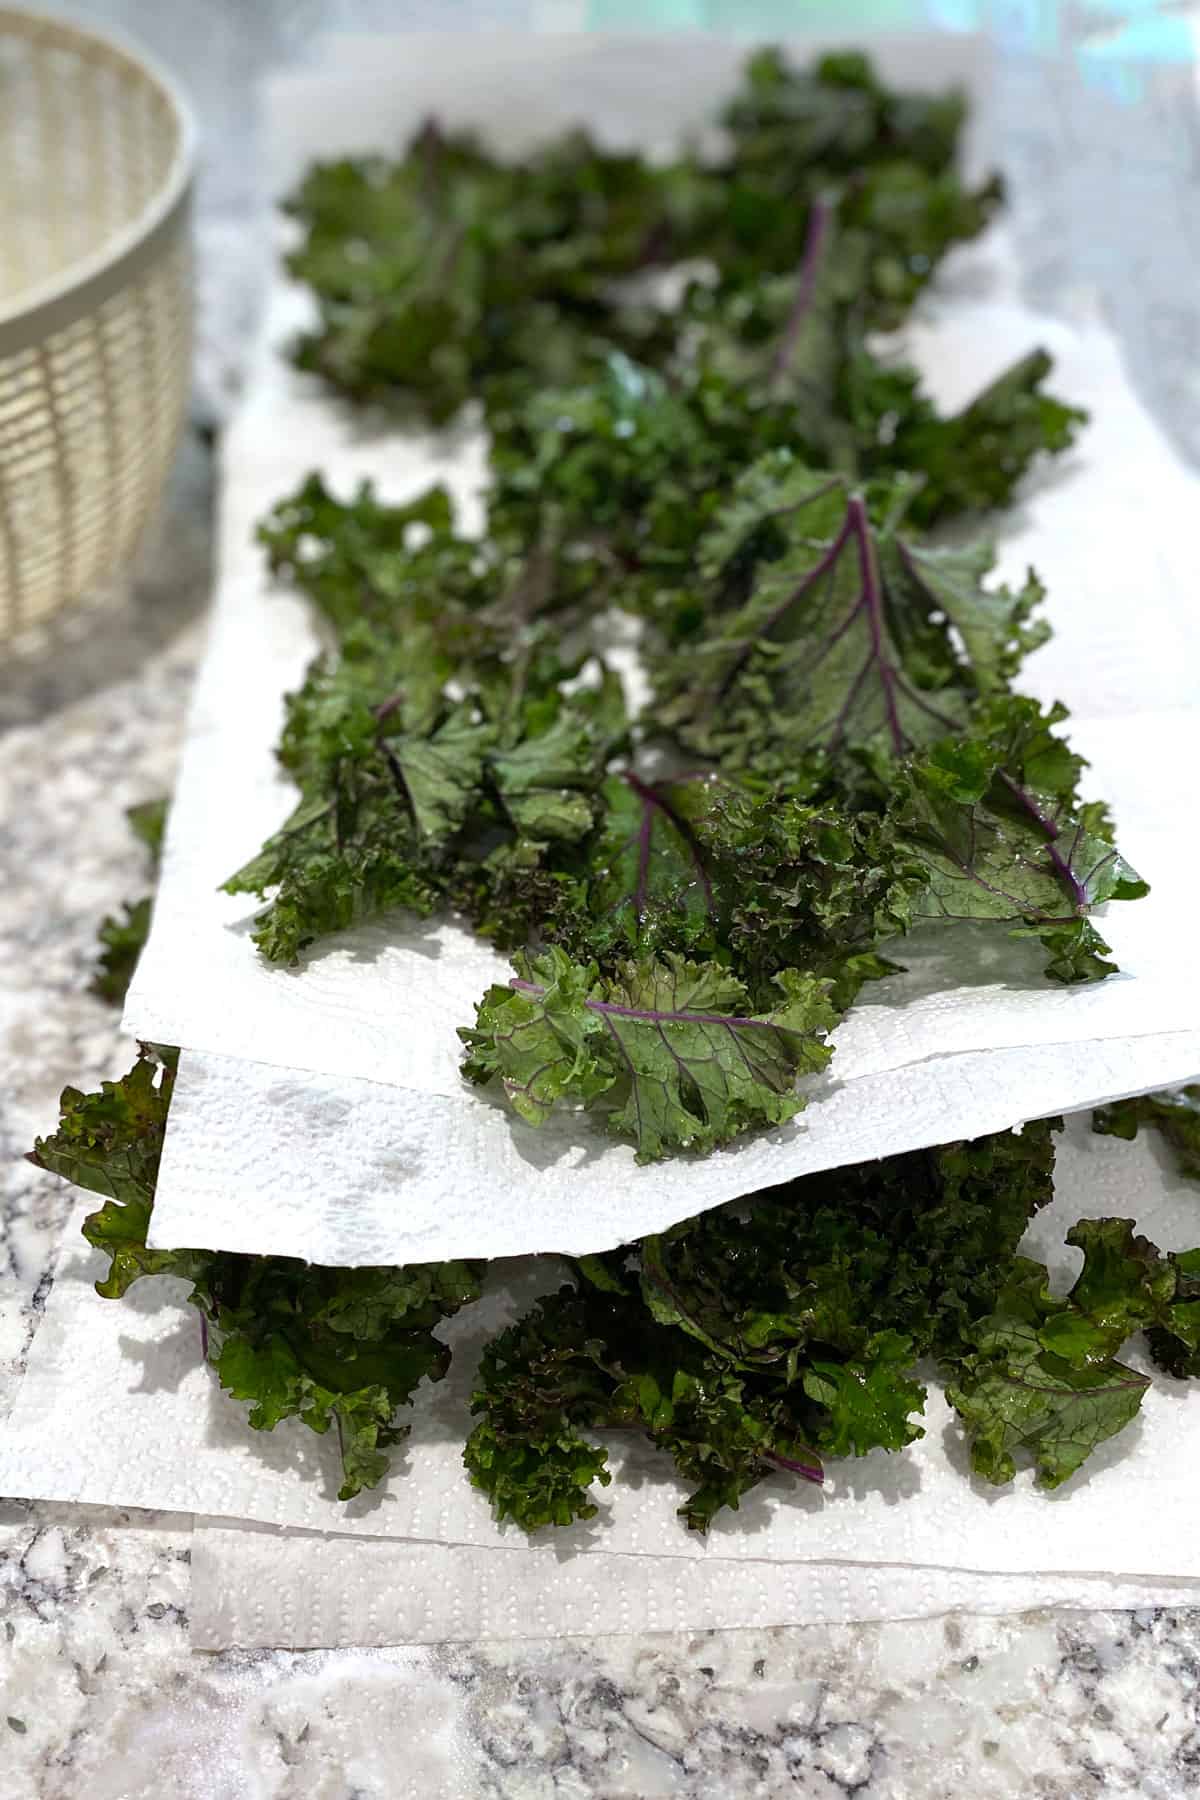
150,1033,1200,1264
7,1121,1200,1613
190,1525,1200,1650
118,35,1200,1263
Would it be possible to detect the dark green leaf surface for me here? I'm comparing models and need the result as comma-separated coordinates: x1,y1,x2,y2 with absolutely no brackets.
944,1257,1151,1488
91,798,170,1005
460,948,835,1160
30,1046,176,1213
34,1052,483,1500
92,897,154,1005
803,1332,926,1459
657,460,1050,775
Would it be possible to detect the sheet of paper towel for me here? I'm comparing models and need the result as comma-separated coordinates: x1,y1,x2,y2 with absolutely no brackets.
190,1525,1200,1650
150,1032,1200,1263
9,1121,1200,1615
118,34,1200,1262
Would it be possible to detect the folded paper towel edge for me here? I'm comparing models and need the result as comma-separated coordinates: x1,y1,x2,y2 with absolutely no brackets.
188,1521,1200,1651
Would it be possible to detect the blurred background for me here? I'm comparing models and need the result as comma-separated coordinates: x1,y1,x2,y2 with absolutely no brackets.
49,1,1200,444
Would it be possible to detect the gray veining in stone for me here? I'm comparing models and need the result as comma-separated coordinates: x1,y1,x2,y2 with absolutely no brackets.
4,5,1200,1795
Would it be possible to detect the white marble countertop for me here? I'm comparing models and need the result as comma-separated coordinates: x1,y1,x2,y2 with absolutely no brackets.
5,8,1200,1795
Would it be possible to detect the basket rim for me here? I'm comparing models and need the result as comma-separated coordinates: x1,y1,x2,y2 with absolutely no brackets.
0,2,197,356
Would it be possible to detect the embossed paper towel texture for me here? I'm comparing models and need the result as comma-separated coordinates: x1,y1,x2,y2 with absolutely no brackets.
190,1527,1200,1650
8,1122,1200,1623
122,38,1200,1262
153,1033,1200,1263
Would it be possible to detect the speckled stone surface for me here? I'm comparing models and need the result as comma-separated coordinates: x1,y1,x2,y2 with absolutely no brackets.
5,7,1200,1796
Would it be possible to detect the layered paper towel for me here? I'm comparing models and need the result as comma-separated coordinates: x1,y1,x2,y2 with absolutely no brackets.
118,34,1200,1263
7,1119,1200,1647
190,1527,1200,1650
154,1033,1200,1264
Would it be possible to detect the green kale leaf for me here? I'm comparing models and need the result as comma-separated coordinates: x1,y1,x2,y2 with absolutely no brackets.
874,349,1087,528
802,1331,926,1459
202,1254,481,1500
466,1125,1063,1532
1092,1087,1200,1183
942,1224,1174,1487
29,1044,176,1213
460,947,835,1160
91,798,169,1004
92,898,154,1006
657,458,1047,772
33,1050,483,1500
463,1282,827,1535
895,714,1147,982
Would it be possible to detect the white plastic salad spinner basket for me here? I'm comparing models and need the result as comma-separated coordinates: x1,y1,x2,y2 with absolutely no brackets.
0,6,195,640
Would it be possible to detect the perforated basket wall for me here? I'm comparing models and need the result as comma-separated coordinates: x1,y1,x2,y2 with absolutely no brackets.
0,7,195,641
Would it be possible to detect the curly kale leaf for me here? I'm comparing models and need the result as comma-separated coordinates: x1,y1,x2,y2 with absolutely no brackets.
33,1051,482,1500
685,784,922,1009
894,705,1147,982
91,798,169,1005
468,1176,1200,1532
581,769,720,961
464,1283,826,1535
487,353,731,587
284,126,701,422
683,219,1079,529
256,473,482,642
872,349,1087,528
722,46,966,183
943,1240,1158,1488
639,1121,1059,1372
381,708,497,841
467,1126,1065,1534
29,1045,185,1298
1143,1248,1200,1380
462,1287,618,1530
568,768,920,1009
202,1255,481,1500
30,1044,176,1214
223,630,617,962
223,775,443,964
1092,1088,1200,1184
92,898,154,1006
686,196,863,448
717,48,1001,315
487,713,603,843
943,1216,1200,1485
802,1331,926,1460
657,458,1047,771
460,948,835,1160
485,342,1084,648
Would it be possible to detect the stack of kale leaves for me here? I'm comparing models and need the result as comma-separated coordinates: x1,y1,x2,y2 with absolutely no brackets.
33,50,1198,1533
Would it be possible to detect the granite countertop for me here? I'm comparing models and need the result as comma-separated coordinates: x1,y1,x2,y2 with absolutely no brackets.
5,9,1200,1797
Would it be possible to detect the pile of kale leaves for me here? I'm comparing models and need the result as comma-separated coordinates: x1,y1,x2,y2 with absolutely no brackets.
32,49,1200,1532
